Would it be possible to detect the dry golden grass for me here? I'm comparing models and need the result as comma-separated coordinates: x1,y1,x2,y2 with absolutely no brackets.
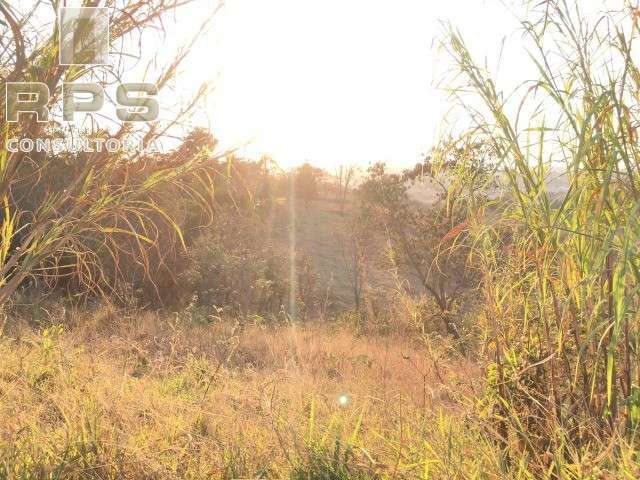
0,306,490,479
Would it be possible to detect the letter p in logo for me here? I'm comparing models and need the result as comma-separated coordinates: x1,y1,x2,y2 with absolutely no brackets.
63,83,105,121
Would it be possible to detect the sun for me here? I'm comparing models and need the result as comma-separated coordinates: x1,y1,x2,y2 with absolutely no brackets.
170,0,528,171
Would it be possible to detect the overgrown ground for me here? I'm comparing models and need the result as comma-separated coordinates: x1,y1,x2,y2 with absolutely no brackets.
0,307,490,479
3,2,640,478
285,196,398,309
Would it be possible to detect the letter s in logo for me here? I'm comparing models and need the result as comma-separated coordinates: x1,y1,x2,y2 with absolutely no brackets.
116,83,159,122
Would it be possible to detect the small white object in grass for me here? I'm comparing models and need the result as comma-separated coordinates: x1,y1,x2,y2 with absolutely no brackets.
338,394,350,407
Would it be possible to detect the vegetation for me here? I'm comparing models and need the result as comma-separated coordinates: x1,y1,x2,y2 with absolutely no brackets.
1,0,640,478
442,0,640,472
357,140,492,341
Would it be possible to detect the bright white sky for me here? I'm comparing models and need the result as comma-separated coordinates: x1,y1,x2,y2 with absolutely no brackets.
50,0,624,171
171,0,529,170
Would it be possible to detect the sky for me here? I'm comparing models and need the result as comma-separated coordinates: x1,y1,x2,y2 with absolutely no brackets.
171,0,531,170
44,0,625,171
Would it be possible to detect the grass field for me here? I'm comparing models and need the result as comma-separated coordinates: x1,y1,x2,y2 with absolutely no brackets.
288,196,415,312
0,306,486,479
3,1,640,478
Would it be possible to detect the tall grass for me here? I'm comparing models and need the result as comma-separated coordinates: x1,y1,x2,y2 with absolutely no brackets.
0,307,489,479
0,1,223,304
444,0,640,469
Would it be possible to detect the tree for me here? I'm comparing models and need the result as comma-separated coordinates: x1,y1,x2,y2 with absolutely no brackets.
357,139,493,338
0,0,224,305
335,164,358,215
295,162,322,206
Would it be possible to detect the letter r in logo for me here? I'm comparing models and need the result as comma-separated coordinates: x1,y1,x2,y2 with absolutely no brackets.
5,83,50,123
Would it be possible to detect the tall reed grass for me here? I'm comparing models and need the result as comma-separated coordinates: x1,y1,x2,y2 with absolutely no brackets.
443,0,640,470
